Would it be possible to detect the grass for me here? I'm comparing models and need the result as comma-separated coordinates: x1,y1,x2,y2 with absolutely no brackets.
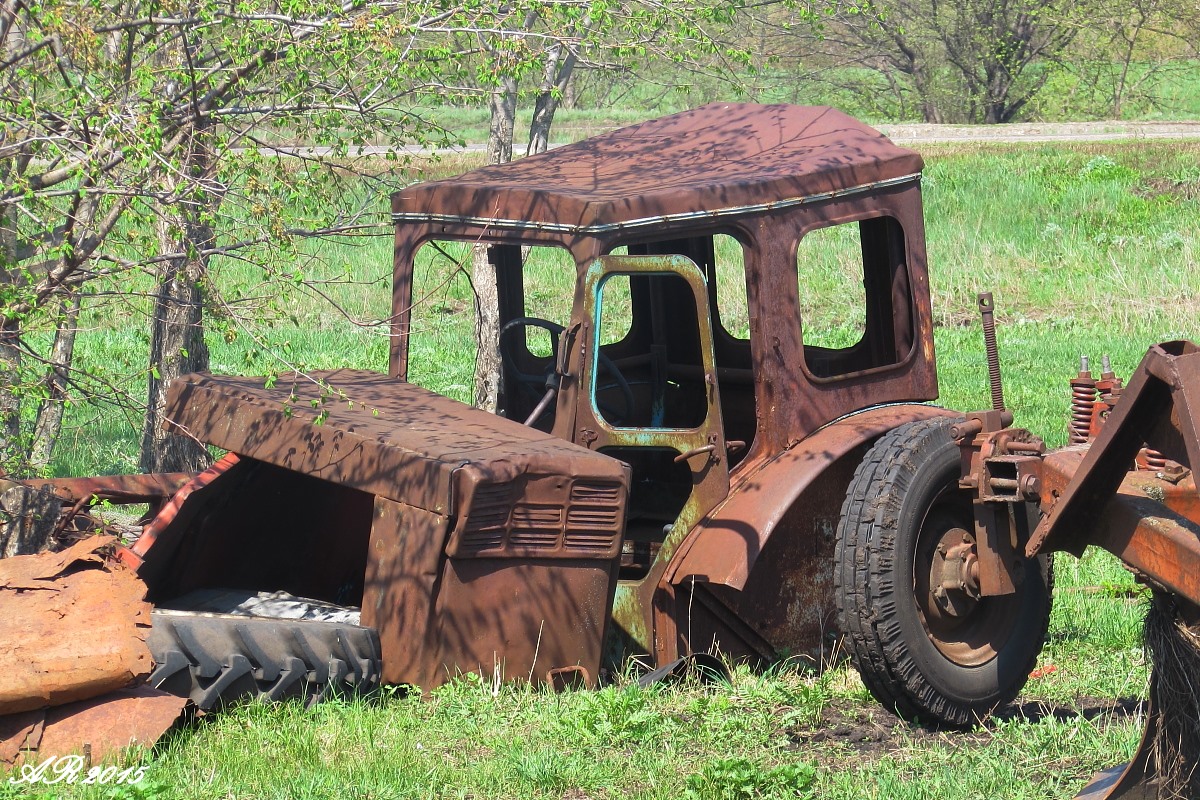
8,136,1196,798
2,638,1145,799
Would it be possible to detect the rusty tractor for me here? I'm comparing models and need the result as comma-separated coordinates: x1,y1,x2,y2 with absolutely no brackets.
21,104,1200,797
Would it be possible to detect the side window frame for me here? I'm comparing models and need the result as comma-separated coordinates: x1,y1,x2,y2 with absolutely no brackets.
795,213,916,382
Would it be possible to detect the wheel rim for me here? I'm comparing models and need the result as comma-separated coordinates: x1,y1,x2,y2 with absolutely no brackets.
912,484,1024,667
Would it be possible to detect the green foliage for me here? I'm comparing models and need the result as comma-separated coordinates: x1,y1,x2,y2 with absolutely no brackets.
567,684,669,745
0,0,762,471
1077,155,1138,183
685,758,816,800
802,0,1200,124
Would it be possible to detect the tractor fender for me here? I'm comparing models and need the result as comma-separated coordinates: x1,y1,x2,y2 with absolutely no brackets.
665,404,957,591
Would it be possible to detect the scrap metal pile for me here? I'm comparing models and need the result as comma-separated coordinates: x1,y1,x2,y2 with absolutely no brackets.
0,537,186,766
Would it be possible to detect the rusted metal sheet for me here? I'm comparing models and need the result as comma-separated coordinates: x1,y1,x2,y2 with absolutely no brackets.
131,371,630,689
131,456,628,690
1035,447,1200,604
21,473,192,505
391,104,923,234
0,536,184,766
0,536,152,715
656,405,954,663
2,686,185,766
1083,485,1200,605
132,456,377,606
117,453,241,571
364,492,619,689
0,710,40,764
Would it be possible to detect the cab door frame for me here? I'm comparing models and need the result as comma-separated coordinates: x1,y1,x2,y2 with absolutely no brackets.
572,253,732,663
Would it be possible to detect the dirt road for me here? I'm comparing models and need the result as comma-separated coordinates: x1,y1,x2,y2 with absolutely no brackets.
243,120,1200,159
879,120,1200,145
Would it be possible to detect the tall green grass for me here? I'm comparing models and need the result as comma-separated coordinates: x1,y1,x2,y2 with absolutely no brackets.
7,658,1143,799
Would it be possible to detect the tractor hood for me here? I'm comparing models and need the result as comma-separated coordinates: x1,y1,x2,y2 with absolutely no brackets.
163,370,628,517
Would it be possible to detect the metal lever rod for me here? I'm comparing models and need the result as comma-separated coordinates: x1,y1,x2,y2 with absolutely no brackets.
978,292,1006,412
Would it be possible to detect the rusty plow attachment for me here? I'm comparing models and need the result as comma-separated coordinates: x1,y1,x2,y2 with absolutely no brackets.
959,340,1200,798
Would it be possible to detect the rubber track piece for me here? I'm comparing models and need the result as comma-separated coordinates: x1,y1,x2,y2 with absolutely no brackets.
148,609,382,710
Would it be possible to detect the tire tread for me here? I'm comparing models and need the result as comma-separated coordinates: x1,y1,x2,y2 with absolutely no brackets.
148,609,382,710
833,417,1052,727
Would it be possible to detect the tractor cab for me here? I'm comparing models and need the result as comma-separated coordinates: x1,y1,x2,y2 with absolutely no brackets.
390,103,940,663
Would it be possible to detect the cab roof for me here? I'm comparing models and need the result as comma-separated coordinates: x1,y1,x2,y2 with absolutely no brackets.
390,103,924,235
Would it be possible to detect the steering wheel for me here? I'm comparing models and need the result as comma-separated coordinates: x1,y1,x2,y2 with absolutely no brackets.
498,317,634,425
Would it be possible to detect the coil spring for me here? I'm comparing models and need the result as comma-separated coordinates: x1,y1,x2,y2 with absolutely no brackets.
1144,448,1168,472
1070,378,1096,444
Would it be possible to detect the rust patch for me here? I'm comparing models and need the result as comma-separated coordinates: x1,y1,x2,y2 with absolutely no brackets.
2,686,185,765
391,104,924,234
21,473,192,506
0,536,152,715
0,710,41,765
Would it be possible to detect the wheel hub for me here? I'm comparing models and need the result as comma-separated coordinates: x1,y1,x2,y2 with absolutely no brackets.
931,528,981,617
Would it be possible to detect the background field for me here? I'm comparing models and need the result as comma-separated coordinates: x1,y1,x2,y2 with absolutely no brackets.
9,136,1198,799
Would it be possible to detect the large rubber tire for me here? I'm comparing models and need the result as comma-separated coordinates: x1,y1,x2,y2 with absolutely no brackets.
148,609,382,710
834,417,1053,728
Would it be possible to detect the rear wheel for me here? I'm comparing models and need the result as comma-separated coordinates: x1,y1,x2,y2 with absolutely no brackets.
834,417,1052,727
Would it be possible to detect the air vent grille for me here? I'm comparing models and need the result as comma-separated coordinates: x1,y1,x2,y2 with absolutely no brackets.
454,479,624,557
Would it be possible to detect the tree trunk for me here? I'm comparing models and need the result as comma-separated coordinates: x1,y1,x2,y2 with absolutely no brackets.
0,321,23,476
29,292,81,472
920,97,944,124
0,176,26,476
0,479,61,557
486,76,518,165
139,133,214,475
472,76,518,412
527,43,578,156
471,243,503,412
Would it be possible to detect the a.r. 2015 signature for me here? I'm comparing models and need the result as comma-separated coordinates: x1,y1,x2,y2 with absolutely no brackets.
7,755,147,786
